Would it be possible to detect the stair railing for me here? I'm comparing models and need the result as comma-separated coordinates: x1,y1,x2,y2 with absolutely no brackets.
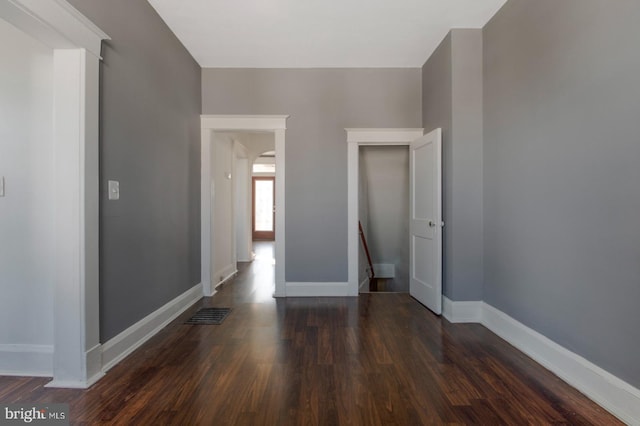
358,221,377,290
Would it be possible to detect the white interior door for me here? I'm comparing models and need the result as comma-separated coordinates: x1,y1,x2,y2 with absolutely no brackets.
409,128,442,314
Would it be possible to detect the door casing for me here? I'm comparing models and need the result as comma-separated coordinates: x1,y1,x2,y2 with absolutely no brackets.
1,0,109,388
346,128,442,307
201,115,288,297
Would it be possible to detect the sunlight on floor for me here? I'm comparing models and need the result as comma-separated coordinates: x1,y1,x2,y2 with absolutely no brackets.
251,241,275,300
253,241,275,264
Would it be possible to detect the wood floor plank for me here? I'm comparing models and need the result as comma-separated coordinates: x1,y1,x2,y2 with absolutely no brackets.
0,243,624,425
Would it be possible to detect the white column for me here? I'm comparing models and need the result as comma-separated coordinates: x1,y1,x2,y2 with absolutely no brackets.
48,48,102,388
274,129,286,297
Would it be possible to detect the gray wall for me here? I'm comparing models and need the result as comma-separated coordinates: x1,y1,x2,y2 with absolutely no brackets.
484,0,640,387
67,0,202,341
202,69,422,282
360,146,410,292
422,30,484,301
422,34,453,299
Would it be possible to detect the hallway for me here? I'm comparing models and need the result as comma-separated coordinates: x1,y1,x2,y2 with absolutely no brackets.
227,241,277,304
0,250,619,424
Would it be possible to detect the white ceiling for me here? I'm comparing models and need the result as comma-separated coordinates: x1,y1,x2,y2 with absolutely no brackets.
147,0,507,68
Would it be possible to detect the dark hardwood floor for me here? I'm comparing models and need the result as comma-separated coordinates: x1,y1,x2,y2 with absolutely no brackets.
0,242,620,424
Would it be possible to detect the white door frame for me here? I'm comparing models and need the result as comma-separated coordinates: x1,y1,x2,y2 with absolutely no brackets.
201,115,288,297
0,0,109,387
346,128,424,295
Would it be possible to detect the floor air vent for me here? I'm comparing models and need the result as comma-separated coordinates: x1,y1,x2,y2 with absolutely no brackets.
185,307,231,325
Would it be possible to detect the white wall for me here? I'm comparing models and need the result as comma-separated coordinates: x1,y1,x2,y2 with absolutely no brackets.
212,133,236,282
243,134,276,165
0,19,54,354
235,146,251,262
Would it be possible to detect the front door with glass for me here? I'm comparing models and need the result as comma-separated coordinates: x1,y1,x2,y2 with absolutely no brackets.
252,177,275,240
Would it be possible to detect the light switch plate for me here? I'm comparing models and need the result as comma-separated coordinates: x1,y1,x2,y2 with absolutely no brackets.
108,180,119,200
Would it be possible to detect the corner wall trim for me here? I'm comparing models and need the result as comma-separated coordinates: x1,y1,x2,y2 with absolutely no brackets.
45,344,106,388
285,282,351,297
0,0,110,58
442,297,482,323
101,283,203,372
45,373,104,389
0,344,53,377
481,303,640,425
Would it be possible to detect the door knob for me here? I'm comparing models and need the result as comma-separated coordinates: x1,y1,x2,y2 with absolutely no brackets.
429,221,435,227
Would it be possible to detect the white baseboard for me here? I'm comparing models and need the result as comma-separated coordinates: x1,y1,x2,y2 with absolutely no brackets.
285,282,351,297
481,303,640,425
86,343,103,384
442,297,483,323
214,267,238,290
45,373,104,389
47,344,106,389
1,343,104,388
0,344,53,377
214,264,237,284
442,297,640,424
101,283,203,372
372,263,395,278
